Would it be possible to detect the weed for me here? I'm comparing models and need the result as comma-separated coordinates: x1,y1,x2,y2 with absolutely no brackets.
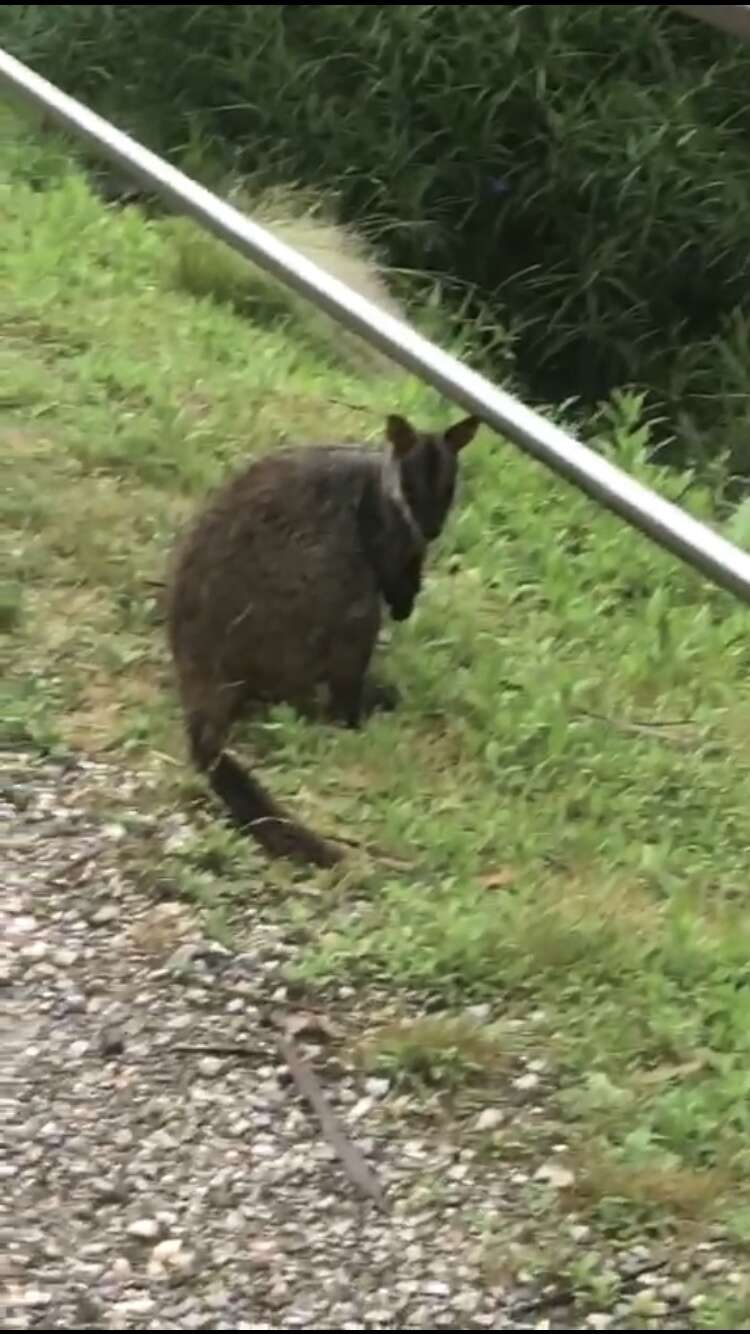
162,182,405,375
572,1151,731,1226
355,1016,508,1091
564,1251,621,1309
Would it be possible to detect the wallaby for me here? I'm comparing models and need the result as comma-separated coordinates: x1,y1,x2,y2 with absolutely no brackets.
167,411,479,867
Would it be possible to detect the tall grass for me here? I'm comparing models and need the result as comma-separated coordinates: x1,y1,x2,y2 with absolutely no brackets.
3,4,750,469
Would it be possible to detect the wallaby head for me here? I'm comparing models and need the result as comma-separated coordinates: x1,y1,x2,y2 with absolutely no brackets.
358,411,480,624
384,413,479,541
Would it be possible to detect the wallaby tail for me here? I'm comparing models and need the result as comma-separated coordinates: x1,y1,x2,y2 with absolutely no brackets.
189,718,343,869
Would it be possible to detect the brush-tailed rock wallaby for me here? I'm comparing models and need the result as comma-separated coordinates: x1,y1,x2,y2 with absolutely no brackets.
167,412,479,867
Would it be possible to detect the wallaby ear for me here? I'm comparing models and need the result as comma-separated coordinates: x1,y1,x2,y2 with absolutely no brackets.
444,415,480,453
386,414,418,459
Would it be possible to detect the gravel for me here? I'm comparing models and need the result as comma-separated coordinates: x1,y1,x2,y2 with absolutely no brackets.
0,753,736,1329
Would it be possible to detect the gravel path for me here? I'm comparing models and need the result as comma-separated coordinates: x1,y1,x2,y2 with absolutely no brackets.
0,754,735,1330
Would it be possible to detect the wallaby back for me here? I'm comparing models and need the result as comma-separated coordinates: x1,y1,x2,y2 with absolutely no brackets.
167,413,479,866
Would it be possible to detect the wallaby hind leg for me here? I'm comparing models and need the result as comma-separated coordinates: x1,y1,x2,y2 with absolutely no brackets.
326,677,365,729
324,645,372,729
361,678,400,715
322,608,383,729
325,675,400,728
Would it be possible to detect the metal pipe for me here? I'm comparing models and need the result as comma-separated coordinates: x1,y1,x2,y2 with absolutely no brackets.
670,5,750,41
2,46,750,603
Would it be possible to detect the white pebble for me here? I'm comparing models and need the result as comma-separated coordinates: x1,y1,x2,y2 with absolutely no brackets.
475,1108,504,1132
54,948,78,967
164,829,194,854
422,1280,451,1297
252,1140,277,1159
364,1077,390,1098
514,1072,540,1091
113,1296,155,1317
11,916,37,934
454,1289,482,1313
704,1257,726,1275
348,1097,375,1123
21,1288,51,1308
198,1056,224,1079
152,1229,180,1255
148,1238,191,1277
534,1161,575,1189
127,1217,161,1242
21,941,48,962
91,903,118,925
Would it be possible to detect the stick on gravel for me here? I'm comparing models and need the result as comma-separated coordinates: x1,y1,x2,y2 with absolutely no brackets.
275,1031,386,1210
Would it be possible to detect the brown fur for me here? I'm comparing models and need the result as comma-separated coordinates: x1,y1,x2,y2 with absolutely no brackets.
167,413,479,866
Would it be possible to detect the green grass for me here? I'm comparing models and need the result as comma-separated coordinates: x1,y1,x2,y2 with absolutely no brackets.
4,107,750,1237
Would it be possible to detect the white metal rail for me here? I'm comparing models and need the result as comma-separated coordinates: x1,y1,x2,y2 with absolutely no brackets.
2,44,750,603
670,6,750,41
